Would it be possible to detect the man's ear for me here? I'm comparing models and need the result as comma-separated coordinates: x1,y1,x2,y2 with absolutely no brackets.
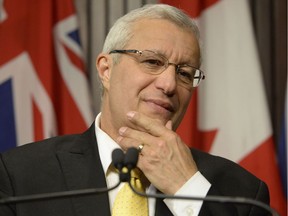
96,54,112,90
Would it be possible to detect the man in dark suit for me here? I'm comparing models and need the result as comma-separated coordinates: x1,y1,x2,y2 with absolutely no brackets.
0,4,269,216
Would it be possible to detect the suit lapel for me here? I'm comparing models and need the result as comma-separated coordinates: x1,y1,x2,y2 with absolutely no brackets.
155,198,173,216
56,124,111,216
154,189,173,216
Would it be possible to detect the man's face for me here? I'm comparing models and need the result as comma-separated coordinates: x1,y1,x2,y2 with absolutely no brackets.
99,19,201,138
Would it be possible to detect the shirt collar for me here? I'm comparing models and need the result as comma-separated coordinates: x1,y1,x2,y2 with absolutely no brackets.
95,113,121,175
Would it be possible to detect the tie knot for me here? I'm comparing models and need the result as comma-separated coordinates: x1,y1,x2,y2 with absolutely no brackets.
109,164,150,188
130,168,150,189
130,168,142,179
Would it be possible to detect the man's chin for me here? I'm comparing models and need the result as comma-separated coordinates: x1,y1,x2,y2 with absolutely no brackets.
143,112,178,130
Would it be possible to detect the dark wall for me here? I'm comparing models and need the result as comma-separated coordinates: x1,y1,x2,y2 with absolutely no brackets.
250,0,287,146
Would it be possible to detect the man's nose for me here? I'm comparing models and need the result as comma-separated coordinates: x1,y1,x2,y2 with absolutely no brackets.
154,65,177,95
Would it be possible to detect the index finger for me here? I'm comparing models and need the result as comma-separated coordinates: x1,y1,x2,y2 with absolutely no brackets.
126,111,172,137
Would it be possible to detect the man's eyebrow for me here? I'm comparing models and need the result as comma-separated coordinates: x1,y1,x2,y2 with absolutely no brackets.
148,49,197,65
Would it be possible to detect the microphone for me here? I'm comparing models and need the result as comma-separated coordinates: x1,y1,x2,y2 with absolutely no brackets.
117,147,139,182
124,147,138,170
112,148,125,171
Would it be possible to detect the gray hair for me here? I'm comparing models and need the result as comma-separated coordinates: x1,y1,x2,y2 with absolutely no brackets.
102,4,201,59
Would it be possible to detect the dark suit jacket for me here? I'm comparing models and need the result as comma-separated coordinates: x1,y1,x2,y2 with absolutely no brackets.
0,123,270,216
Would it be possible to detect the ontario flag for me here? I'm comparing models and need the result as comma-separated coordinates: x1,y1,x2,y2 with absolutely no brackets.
160,0,287,215
0,0,93,152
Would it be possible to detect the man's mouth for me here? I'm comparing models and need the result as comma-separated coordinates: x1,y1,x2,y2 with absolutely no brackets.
144,99,175,113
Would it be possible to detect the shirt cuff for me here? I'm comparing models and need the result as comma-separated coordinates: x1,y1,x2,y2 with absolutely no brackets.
164,171,211,216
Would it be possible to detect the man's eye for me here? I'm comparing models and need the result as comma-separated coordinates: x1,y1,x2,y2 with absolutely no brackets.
142,59,164,66
178,71,193,80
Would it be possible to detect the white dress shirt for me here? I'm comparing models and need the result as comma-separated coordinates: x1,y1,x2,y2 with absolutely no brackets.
95,113,211,216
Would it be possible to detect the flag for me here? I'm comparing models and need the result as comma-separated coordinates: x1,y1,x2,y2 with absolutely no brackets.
0,0,93,153
160,0,287,214
278,82,287,197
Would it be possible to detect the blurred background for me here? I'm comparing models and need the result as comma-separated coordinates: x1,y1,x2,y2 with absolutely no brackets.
0,0,286,214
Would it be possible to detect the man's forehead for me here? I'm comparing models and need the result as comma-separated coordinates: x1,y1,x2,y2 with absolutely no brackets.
128,19,197,46
127,25,199,64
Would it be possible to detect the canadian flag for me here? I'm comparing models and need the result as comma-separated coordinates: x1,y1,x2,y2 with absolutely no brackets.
0,0,93,152
160,0,287,215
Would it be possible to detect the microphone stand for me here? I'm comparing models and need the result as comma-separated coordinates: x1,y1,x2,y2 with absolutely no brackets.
1,147,278,216
128,177,279,216
0,181,121,205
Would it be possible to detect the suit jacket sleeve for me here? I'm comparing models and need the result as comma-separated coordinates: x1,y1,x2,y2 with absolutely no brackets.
192,149,270,216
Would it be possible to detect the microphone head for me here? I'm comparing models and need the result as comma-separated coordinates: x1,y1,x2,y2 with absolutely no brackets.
112,148,125,171
124,147,139,170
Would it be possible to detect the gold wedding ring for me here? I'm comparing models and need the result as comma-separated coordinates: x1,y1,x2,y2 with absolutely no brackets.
137,144,144,154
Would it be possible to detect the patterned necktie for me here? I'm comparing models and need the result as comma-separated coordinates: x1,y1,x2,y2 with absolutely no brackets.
112,168,149,216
